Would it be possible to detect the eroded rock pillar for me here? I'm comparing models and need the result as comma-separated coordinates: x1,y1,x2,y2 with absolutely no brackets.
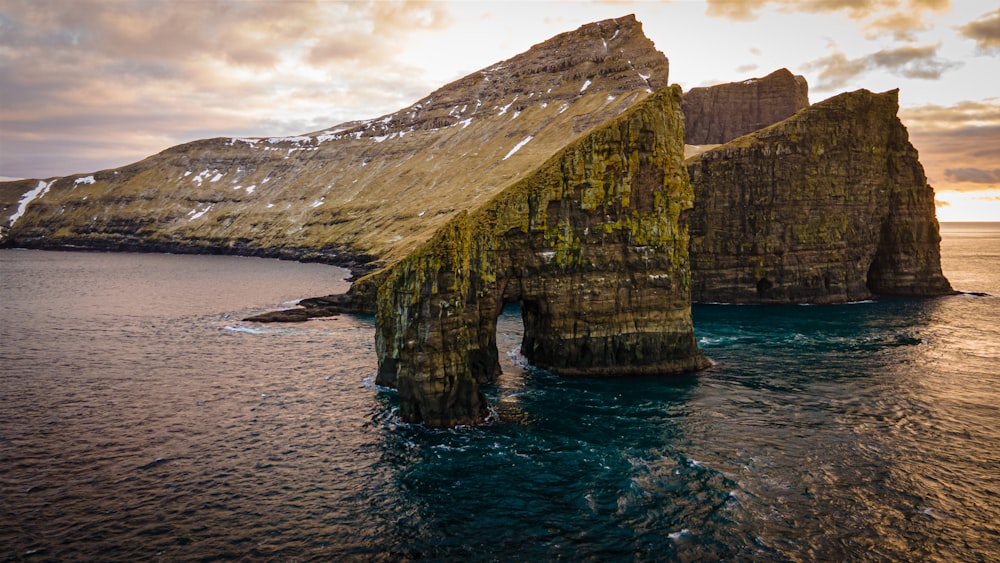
375,87,709,427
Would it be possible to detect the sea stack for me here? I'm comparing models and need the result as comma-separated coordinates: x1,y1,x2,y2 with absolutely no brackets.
687,88,953,303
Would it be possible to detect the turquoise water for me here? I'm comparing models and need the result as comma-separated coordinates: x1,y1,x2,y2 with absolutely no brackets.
1,224,998,561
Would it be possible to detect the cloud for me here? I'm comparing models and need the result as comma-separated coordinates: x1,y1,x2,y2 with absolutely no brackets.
802,43,961,91
704,0,896,21
944,168,1000,184
704,0,948,23
958,8,1000,51
0,0,455,178
935,199,950,207
902,99,1000,193
704,0,953,45
863,11,928,41
900,99,1000,129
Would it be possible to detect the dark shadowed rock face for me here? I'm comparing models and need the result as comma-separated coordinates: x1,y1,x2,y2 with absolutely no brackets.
682,68,809,145
368,87,709,428
687,88,953,304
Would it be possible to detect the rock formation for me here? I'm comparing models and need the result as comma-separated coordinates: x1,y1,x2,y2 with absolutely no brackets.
367,86,709,426
682,68,809,146
1,15,956,428
4,15,668,274
1,15,712,427
687,88,953,303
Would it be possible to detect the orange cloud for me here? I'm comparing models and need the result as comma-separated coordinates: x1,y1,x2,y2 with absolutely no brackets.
704,0,949,24
901,100,1000,193
944,168,1000,184
802,43,960,91
958,8,1000,51
0,0,457,179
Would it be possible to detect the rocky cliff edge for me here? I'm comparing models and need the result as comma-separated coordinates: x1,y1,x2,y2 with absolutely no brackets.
687,88,953,303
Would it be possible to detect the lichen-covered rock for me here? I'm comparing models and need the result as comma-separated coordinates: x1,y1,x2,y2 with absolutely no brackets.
682,68,809,146
369,86,710,428
687,88,953,303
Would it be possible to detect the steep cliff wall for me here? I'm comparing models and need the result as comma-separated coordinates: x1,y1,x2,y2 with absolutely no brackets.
682,68,809,146
367,86,709,427
5,15,667,272
687,88,953,303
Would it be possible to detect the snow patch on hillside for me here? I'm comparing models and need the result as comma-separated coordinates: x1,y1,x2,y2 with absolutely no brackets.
503,136,533,161
9,179,56,226
187,204,213,221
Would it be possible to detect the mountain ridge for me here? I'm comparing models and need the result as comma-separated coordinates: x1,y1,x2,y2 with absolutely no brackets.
3,15,667,272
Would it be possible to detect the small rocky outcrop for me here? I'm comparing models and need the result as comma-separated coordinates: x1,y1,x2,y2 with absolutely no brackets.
687,88,953,303
682,68,809,145
364,87,709,427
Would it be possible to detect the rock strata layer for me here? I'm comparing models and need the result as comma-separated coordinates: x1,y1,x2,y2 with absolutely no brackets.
687,88,953,303
682,68,809,145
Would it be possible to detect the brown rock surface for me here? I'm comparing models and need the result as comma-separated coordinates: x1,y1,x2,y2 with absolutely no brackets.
682,68,809,145
687,88,953,303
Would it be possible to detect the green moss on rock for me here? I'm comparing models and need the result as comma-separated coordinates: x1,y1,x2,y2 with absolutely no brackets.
371,86,709,427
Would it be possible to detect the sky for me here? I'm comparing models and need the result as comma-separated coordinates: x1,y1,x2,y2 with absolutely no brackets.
1,0,998,221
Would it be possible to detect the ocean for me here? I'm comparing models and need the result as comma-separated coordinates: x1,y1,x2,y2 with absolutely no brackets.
1,223,997,561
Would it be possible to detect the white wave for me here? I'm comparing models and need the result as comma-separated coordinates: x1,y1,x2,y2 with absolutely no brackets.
668,529,690,540
362,374,396,393
221,325,265,335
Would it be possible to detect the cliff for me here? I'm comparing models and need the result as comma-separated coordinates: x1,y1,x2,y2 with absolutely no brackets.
682,68,809,146
3,15,956,429
2,15,712,427
367,86,708,427
687,88,953,303
4,15,668,273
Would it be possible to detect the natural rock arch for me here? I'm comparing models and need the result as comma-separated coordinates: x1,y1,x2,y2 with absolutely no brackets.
365,87,710,427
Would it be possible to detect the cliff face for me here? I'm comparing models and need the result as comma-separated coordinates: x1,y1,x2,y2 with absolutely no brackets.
687,88,953,303
5,15,668,271
3,15,956,430
368,86,709,427
682,68,809,146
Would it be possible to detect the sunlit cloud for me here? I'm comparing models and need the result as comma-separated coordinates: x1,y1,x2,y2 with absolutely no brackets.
802,43,961,91
958,8,1000,51
934,190,1000,221
704,0,950,26
944,168,1000,184
901,99,1000,197
900,99,1000,129
0,0,454,179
